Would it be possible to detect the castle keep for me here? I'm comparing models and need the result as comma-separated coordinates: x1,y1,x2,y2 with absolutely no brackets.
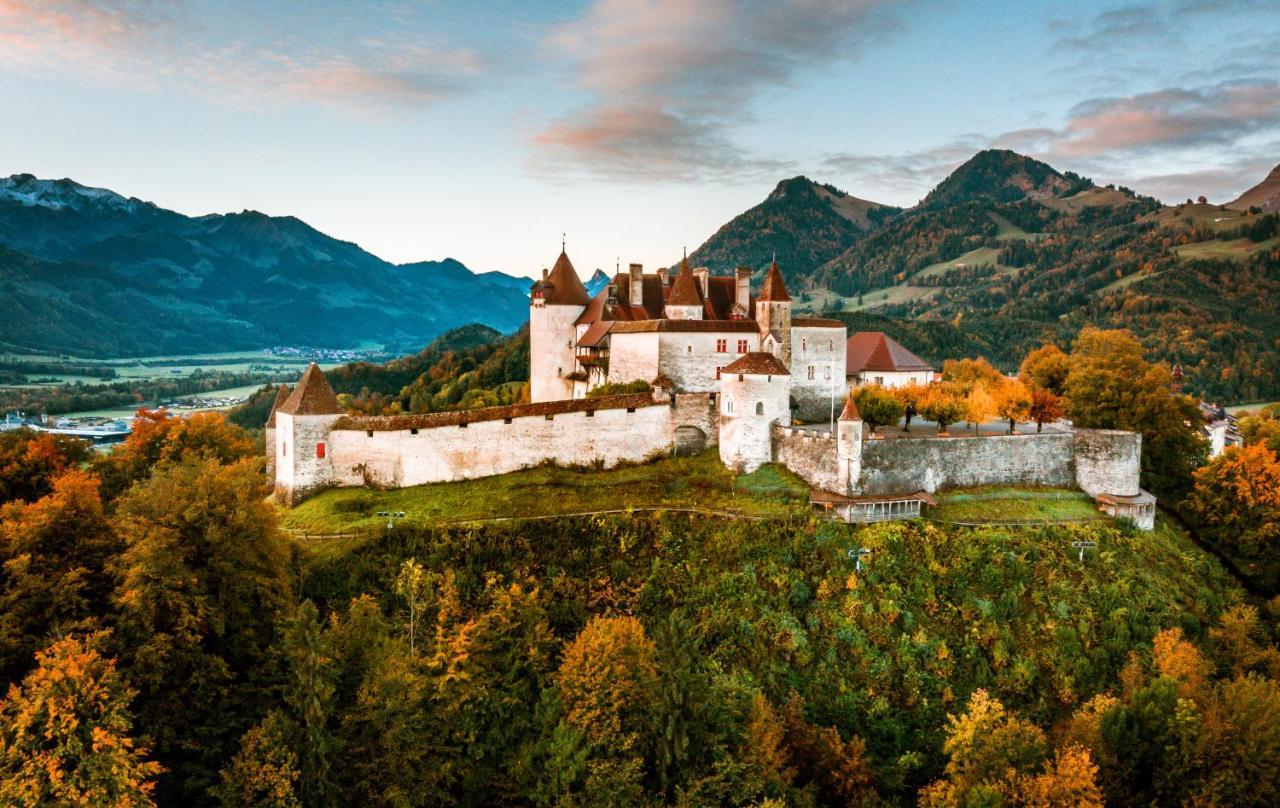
270,250,1155,529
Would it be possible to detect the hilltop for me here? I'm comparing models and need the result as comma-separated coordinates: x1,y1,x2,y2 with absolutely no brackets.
1229,162,1280,212
0,174,531,357
687,176,900,285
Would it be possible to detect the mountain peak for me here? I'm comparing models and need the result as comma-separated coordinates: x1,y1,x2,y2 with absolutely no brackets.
1228,161,1280,212
919,150,1089,210
0,173,147,213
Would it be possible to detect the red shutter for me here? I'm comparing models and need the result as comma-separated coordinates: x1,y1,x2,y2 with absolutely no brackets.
316,443,326,459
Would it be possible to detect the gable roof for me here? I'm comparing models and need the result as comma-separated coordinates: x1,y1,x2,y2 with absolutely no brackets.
723,351,790,376
265,384,292,428
278,363,342,416
666,258,703,307
539,250,590,306
845,332,933,373
758,260,790,302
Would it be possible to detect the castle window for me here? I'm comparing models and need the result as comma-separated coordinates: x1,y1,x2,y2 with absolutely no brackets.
503,417,513,424
316,443,326,459
737,339,748,353
586,410,595,417
687,344,693,354
716,338,727,352
802,338,807,351
410,428,419,435
459,423,467,428
727,400,733,413
545,414,554,420
738,374,744,382
875,376,884,386
626,407,636,413
807,366,815,380
828,339,833,351
715,366,722,380
366,430,373,438
282,442,286,457
755,402,764,415
824,366,831,380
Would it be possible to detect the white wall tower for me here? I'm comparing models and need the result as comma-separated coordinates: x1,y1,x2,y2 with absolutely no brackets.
529,250,590,402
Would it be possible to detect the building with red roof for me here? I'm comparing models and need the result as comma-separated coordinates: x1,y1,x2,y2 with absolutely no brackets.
844,331,934,388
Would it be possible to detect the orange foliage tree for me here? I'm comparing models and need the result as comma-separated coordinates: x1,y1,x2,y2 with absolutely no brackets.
1184,444,1280,594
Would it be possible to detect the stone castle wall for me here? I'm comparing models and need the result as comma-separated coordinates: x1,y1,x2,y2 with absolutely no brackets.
1073,429,1141,497
789,326,846,423
773,426,840,492
858,432,1077,495
306,393,718,493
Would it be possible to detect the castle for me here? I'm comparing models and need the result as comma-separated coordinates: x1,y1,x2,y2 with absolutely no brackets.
268,250,1155,529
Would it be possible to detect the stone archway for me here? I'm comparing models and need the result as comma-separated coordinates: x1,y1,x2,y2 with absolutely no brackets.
674,425,707,456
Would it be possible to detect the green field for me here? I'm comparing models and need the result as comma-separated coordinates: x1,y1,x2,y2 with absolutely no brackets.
281,450,811,538
990,212,1047,242
927,486,1106,524
1173,236,1278,262
800,284,939,314
917,246,1015,279
1097,269,1164,295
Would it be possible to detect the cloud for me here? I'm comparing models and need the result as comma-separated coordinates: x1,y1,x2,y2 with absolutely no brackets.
530,0,901,182
0,1,485,112
820,135,989,203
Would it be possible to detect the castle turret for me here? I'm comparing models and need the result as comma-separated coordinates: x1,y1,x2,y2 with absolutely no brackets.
664,257,704,320
755,260,792,365
836,394,864,494
718,352,790,473
274,363,343,505
263,384,291,479
530,250,590,402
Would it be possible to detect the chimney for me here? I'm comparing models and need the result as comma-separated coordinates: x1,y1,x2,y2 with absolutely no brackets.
694,267,709,297
629,263,644,306
541,267,549,282
657,267,669,286
735,266,751,314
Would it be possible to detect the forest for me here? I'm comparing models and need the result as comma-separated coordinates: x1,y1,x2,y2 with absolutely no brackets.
3,329,1280,805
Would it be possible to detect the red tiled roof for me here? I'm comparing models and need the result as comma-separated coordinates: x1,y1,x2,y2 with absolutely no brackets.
722,351,790,376
610,320,759,334
278,364,342,416
758,260,790,302
839,394,860,421
845,332,933,373
264,384,291,428
577,320,613,348
540,250,590,306
792,317,845,329
576,271,754,326
667,258,703,307
332,392,661,432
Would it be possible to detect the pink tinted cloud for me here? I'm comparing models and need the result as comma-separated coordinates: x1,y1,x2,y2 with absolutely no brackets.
0,0,162,64
532,0,900,181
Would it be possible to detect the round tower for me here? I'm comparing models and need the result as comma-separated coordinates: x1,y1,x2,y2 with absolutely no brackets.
836,394,864,495
718,352,791,473
530,250,590,402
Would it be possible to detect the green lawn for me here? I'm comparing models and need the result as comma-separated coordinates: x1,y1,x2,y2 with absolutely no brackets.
990,212,1047,242
1097,269,1164,295
280,450,811,535
927,486,1106,524
800,284,939,314
1173,236,1278,262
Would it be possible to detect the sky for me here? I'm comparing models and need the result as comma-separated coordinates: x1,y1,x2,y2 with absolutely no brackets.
2,0,1279,280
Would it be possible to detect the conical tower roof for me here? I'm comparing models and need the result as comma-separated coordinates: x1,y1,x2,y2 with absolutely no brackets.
758,259,790,302
839,394,861,421
278,363,341,416
667,257,703,306
541,250,590,306
265,384,292,428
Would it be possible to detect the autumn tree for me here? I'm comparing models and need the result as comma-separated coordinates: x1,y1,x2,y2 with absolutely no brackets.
282,600,336,808
94,409,257,501
891,381,926,431
214,711,302,808
0,634,161,807
112,457,292,802
993,377,1032,434
0,428,91,505
1020,343,1071,396
852,385,905,434
1063,328,1206,498
1029,387,1064,433
919,384,968,435
963,383,997,435
942,357,1004,391
0,470,121,680
1184,443,1280,594
552,615,659,805
780,693,876,805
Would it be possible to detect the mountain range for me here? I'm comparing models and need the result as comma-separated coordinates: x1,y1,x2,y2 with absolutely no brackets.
0,174,531,357
690,150,1280,403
